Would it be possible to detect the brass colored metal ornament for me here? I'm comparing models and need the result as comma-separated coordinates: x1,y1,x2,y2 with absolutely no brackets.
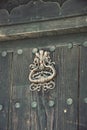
29,50,56,91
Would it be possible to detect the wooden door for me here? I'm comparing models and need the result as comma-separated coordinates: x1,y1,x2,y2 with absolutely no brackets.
9,44,79,130
0,51,12,130
79,46,87,130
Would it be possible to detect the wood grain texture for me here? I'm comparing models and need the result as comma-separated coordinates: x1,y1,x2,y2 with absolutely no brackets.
79,47,87,130
10,47,56,130
0,15,87,41
54,46,79,130
10,48,34,130
10,45,79,130
0,52,12,130
0,0,87,25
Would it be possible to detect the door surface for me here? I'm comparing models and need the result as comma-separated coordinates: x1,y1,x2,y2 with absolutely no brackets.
79,46,87,130
0,42,87,130
0,52,12,130
9,45,78,130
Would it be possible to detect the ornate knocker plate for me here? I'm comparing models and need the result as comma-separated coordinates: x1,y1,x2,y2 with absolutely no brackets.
29,50,56,91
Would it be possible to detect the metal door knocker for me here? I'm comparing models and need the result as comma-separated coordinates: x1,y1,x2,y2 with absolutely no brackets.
29,50,56,91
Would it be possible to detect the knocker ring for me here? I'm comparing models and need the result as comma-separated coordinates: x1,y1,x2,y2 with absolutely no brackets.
29,49,56,92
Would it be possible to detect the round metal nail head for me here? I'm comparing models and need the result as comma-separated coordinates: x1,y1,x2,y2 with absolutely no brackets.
84,98,87,103
31,101,37,108
0,104,3,111
68,43,73,49
1,51,7,57
32,48,38,54
83,41,87,47
67,98,73,105
15,102,20,108
50,46,55,52
17,49,23,55
49,100,55,107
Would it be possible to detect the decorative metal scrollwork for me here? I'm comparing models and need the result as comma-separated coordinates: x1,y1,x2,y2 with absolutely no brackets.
29,50,56,92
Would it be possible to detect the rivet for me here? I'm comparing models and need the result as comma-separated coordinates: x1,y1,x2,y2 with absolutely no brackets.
31,101,37,108
68,43,73,49
33,1,36,4
15,102,20,108
84,98,87,103
17,49,23,55
32,48,38,54
64,109,67,113
50,46,56,52
48,100,55,107
0,104,3,111
1,51,7,57
83,41,87,47
67,98,73,105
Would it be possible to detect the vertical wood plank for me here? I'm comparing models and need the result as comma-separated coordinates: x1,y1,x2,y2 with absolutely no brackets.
0,52,12,130
10,48,40,130
10,46,78,130
54,46,78,130
79,47,87,130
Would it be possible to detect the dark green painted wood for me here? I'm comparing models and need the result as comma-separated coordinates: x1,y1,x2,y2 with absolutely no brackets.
10,48,33,130
10,45,78,130
0,33,87,51
54,46,78,130
0,15,87,41
79,47,87,130
0,52,12,130
0,0,87,25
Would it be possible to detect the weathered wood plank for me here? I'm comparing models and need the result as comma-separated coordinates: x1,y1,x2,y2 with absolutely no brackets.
0,52,12,130
0,15,86,41
54,46,79,130
0,0,87,25
9,48,37,130
10,48,39,130
10,45,78,130
0,33,87,51
79,47,87,130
